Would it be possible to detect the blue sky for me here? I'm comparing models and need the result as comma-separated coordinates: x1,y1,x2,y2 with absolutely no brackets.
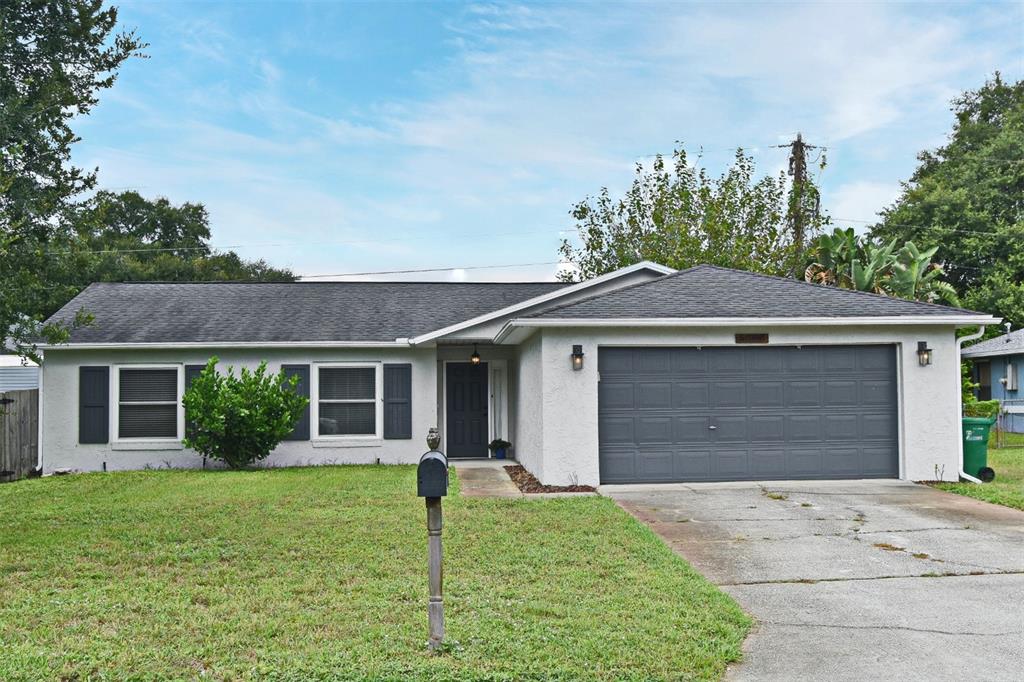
73,1,1023,281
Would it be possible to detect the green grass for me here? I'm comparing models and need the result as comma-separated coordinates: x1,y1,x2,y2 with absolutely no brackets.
932,432,1024,511
0,467,750,681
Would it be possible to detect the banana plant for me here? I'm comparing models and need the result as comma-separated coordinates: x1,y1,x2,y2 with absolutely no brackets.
886,242,961,305
805,229,959,305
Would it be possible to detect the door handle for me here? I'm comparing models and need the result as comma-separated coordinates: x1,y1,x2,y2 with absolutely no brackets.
708,425,717,430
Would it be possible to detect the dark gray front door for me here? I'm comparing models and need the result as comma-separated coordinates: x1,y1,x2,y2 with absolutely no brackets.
446,362,489,458
598,346,899,483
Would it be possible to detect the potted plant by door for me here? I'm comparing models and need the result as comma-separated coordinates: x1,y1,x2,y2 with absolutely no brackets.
488,438,512,460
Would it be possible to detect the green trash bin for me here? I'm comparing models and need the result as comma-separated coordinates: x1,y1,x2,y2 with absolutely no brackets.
962,417,996,482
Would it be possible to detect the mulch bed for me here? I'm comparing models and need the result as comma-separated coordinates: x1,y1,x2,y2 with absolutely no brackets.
504,465,597,494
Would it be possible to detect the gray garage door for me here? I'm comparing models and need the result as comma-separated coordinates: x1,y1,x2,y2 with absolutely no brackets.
598,346,899,483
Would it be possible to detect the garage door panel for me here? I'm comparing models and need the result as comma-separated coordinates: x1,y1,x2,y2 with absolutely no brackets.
674,382,710,407
862,380,896,405
635,450,674,478
751,449,787,476
600,448,636,480
750,416,785,441
823,380,858,406
714,416,747,442
711,381,746,407
822,347,858,371
676,451,712,477
749,381,784,406
824,448,862,475
671,350,707,372
638,382,672,408
638,348,672,373
824,414,859,440
862,446,899,475
787,448,823,475
787,415,822,441
785,348,821,371
787,381,821,406
709,349,742,373
599,382,635,409
675,417,712,442
748,347,785,372
637,417,673,443
862,413,898,440
713,450,749,477
599,417,635,444
599,345,899,483
598,350,635,373
859,345,895,370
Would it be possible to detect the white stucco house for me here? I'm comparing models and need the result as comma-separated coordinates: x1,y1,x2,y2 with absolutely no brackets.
37,262,998,485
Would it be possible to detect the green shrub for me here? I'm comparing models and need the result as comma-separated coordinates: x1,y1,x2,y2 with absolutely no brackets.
961,361,979,403
964,399,1000,419
182,358,308,469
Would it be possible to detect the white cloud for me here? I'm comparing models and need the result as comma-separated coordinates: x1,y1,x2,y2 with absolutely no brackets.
74,1,1021,281
828,181,902,231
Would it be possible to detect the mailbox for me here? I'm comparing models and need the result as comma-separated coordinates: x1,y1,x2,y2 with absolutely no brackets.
418,450,449,498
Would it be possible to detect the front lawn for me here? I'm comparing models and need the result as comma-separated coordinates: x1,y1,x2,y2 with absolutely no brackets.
0,467,749,681
932,432,1024,510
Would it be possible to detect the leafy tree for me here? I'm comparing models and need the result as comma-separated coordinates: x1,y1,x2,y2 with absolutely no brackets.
872,74,1024,324
805,227,959,305
182,358,308,469
559,147,828,281
30,190,296,321
1,0,145,355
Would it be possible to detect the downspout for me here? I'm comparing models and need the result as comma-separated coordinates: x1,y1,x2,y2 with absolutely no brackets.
956,326,986,483
36,353,43,473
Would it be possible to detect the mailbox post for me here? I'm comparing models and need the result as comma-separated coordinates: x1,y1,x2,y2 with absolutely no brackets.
417,427,448,651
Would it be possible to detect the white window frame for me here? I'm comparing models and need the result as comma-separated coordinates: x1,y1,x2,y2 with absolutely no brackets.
111,364,185,443
311,362,383,442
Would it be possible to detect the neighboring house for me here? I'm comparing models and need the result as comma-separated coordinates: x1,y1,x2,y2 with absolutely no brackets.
38,262,997,485
963,328,1024,433
0,354,39,392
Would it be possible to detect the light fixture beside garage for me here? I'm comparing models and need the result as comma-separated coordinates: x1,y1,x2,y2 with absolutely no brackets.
470,344,481,365
571,344,585,370
917,341,933,366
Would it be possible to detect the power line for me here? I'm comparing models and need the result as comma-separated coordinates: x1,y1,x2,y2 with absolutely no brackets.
832,217,1022,237
298,261,563,280
40,227,581,257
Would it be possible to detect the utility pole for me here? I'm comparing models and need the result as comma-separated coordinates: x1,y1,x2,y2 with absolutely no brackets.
776,133,823,261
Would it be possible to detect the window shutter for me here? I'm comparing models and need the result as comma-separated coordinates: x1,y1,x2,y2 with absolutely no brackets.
282,365,310,441
79,366,109,444
184,365,205,440
185,365,205,388
383,364,412,439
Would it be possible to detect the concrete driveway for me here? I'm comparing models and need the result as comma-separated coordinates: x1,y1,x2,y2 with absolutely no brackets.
605,480,1024,682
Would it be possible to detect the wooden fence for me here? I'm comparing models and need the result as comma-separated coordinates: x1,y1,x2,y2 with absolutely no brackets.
1,389,38,482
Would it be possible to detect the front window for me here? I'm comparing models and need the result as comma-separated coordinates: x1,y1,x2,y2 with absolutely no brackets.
317,364,380,437
117,367,180,439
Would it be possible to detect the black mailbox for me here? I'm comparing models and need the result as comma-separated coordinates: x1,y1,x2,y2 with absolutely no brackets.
417,450,448,498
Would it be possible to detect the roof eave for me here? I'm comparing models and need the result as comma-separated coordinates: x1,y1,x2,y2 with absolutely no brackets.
408,261,675,345
962,346,1024,359
37,340,412,351
493,315,1001,343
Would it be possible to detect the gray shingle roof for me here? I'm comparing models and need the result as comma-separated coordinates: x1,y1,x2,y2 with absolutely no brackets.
962,328,1024,358
530,264,990,320
46,281,568,344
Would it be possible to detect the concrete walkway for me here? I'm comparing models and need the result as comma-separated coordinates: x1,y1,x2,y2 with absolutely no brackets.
604,480,1024,682
451,459,522,498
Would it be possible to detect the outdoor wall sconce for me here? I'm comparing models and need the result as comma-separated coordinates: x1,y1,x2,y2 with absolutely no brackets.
571,344,585,371
917,341,933,367
469,344,481,365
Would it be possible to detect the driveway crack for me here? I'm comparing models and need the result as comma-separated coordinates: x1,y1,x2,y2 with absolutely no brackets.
761,621,1020,637
721,570,1024,586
